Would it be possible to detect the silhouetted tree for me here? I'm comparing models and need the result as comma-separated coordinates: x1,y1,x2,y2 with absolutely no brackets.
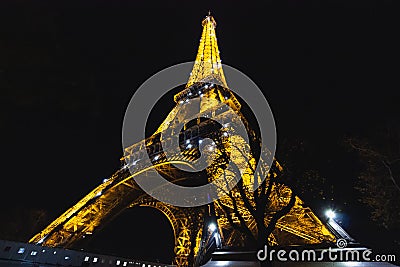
277,137,336,204
344,123,400,262
345,134,400,230
214,143,296,250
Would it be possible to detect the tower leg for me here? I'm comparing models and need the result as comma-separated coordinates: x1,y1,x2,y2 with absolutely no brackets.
173,208,205,267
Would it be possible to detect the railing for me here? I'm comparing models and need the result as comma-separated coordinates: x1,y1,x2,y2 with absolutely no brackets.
0,239,175,267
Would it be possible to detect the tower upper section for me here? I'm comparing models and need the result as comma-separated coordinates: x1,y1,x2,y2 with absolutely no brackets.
185,15,228,89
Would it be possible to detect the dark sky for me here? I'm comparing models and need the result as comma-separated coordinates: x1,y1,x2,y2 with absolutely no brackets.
0,0,399,263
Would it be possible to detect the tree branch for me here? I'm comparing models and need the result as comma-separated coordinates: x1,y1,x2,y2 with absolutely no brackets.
347,138,381,157
382,160,400,193
265,189,296,238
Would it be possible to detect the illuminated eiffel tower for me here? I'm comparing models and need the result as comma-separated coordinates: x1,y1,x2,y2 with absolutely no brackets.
29,14,336,266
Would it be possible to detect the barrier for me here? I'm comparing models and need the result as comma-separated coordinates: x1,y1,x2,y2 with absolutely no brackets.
0,239,174,267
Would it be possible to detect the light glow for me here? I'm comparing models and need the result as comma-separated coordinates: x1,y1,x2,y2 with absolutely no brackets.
325,209,336,219
209,223,217,232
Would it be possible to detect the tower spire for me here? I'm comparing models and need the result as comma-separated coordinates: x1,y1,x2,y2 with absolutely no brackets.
186,14,228,89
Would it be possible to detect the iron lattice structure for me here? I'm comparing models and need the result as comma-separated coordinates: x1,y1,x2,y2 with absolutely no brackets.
30,15,336,266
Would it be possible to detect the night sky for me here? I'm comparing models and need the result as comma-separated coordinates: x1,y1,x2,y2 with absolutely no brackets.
0,0,399,264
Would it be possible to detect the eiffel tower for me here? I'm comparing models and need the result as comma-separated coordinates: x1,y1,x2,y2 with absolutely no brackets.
29,14,336,266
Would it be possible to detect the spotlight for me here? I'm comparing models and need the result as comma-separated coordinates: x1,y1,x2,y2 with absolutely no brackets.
209,223,217,232
325,209,336,219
